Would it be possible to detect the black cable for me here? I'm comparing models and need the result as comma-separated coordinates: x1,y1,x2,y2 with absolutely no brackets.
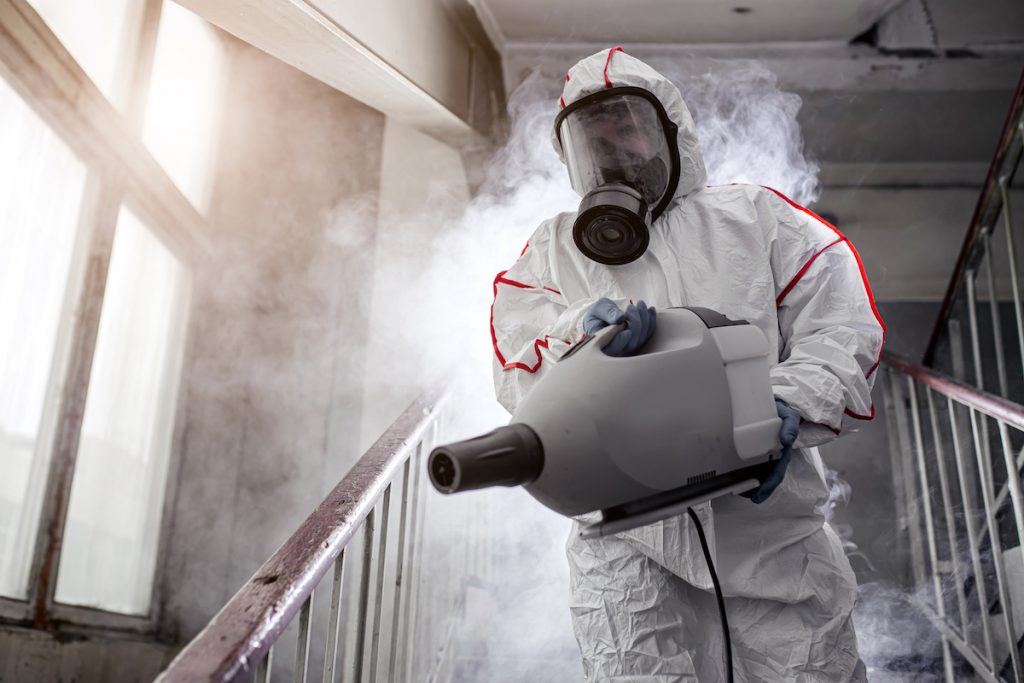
686,506,733,683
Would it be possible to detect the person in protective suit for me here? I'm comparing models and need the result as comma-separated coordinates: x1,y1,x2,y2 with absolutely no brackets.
490,47,885,682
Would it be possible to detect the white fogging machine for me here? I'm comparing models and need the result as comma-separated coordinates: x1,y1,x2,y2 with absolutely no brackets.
427,307,783,538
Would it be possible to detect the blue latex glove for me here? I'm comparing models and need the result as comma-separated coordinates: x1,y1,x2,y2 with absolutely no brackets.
583,298,657,357
583,297,625,336
746,399,801,504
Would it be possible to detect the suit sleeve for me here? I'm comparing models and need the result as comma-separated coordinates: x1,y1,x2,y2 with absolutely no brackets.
763,188,886,448
491,222,615,414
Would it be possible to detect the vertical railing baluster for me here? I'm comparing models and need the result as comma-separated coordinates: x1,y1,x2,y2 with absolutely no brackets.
889,373,928,587
999,177,1024,387
388,459,413,680
403,445,427,683
997,421,1024,555
949,318,986,548
882,372,912,585
983,239,1010,398
256,647,274,683
947,397,996,664
350,509,376,683
323,551,346,683
396,446,423,683
926,389,971,639
907,379,956,679
949,318,969,381
967,270,987,393
969,408,1022,680
404,422,436,682
367,485,393,682
992,442,1024,514
294,591,314,683
967,269,998,546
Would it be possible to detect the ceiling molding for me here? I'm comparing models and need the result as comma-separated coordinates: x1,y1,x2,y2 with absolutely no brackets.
176,0,490,147
469,0,506,55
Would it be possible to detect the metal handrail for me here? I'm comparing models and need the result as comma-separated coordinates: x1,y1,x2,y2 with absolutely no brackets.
923,69,1024,367
156,387,448,683
885,346,1024,518
885,348,1024,534
882,351,1024,682
883,350,1024,430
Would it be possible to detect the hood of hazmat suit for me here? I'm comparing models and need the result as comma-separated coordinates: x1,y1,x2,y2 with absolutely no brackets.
490,47,885,682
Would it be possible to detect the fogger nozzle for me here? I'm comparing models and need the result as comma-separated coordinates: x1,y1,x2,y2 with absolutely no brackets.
428,423,544,494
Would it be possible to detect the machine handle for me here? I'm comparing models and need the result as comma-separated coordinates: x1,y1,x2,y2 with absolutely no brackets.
573,322,626,361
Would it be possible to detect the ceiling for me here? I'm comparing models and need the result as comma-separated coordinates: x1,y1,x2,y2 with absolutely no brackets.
475,0,902,47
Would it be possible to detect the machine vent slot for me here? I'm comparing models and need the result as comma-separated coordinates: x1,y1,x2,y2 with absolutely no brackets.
687,470,717,485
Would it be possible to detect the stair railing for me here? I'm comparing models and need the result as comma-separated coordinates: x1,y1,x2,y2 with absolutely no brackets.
156,388,459,683
882,351,1024,682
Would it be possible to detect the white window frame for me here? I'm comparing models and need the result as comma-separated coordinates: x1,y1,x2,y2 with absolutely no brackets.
0,0,211,633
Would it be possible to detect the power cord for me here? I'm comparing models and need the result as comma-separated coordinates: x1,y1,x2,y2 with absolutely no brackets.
686,506,733,683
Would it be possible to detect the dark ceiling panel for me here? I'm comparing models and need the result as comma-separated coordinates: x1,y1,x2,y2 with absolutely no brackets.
797,88,1016,163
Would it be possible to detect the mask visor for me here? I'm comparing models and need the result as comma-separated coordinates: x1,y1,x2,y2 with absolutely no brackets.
558,91,675,209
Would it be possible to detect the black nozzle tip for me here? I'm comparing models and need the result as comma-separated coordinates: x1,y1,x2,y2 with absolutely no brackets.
427,423,544,495
429,450,458,492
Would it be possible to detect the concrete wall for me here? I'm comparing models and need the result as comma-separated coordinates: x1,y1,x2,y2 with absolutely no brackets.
0,627,174,683
157,35,386,645
357,118,470,454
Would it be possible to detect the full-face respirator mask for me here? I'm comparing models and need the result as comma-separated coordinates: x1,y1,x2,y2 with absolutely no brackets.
554,87,681,266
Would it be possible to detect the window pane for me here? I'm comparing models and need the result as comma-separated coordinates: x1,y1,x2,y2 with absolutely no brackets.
27,0,136,106
0,77,88,600
143,1,224,212
54,207,191,615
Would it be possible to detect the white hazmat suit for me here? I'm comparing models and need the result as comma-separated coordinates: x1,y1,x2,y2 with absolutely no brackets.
490,48,885,682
